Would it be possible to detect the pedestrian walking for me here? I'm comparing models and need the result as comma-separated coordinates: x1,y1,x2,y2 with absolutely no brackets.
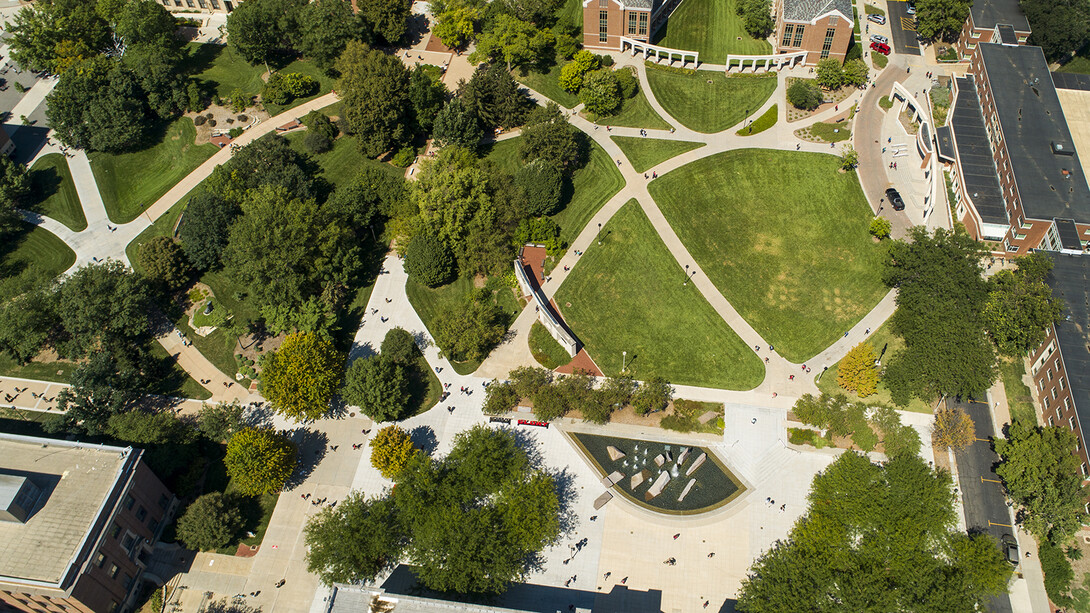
673,533,680,540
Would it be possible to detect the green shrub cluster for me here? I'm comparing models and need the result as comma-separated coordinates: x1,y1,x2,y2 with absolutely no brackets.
262,72,318,105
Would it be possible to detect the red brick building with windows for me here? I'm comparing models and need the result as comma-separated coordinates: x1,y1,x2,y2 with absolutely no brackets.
581,0,656,51
957,0,1030,58
773,0,853,64
0,434,176,613
946,40,1090,258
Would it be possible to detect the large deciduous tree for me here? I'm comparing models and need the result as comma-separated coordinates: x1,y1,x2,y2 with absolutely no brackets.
176,492,244,551
995,420,1088,544
179,191,239,271
433,292,506,363
260,331,346,421
6,0,110,73
915,0,972,41
342,355,411,421
356,0,411,45
983,252,1064,357
837,342,878,397
1021,0,1090,61
519,101,582,172
369,424,416,478
468,14,552,71
432,97,484,150
336,41,411,157
225,427,298,495
47,56,148,152
458,62,532,129
931,405,974,452
737,452,1012,611
226,0,307,66
297,0,364,72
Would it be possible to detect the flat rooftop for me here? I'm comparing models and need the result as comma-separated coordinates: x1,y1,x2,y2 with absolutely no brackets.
970,0,1029,31
1047,253,1090,450
1056,88,1090,185
979,43,1090,222
0,434,130,585
950,76,1007,224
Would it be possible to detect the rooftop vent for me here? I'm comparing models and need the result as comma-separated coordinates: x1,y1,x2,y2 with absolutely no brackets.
1053,141,1076,155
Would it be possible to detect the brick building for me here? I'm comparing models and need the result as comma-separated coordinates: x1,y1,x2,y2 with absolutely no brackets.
957,0,1030,58
581,0,661,52
1029,253,1090,483
946,40,1090,257
0,434,176,613
773,0,853,64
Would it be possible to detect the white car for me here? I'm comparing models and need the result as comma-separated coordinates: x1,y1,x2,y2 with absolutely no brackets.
906,4,916,14
870,34,889,45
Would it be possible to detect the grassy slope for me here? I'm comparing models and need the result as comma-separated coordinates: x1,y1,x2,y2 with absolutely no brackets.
736,104,778,136
611,136,705,173
600,88,673,130
646,68,777,133
0,222,75,283
516,62,581,109
26,154,86,231
652,0,771,60
554,200,764,389
649,150,886,362
90,118,217,224
184,43,335,115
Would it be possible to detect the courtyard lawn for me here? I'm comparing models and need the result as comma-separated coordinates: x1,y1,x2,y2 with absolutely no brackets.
554,200,764,389
611,136,705,173
184,43,335,115
26,154,86,231
555,0,582,30
406,273,522,375
815,320,932,414
652,0,770,61
648,149,887,362
284,132,405,188
1058,49,1090,75
597,89,672,130
529,321,571,369
485,137,625,245
90,118,217,224
515,61,581,109
645,67,777,133
0,222,75,288
736,104,778,136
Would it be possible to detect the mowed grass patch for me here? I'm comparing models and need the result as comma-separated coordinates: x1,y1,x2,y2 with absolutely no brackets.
611,136,705,173
554,200,763,389
649,149,887,362
815,320,931,414
0,222,75,285
90,118,217,223
284,131,405,188
598,88,672,130
736,104,778,136
515,61,580,109
184,43,335,115
529,321,571,369
652,0,771,59
26,154,85,231
646,67,777,133
484,137,624,245
999,357,1037,425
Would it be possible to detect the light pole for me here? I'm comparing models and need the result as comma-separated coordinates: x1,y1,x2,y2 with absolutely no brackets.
597,223,602,245
622,351,627,372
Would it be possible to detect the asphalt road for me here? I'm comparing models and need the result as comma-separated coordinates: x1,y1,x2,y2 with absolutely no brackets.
951,399,1015,613
886,1,922,56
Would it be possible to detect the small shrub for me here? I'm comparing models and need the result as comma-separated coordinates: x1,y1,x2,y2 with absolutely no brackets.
262,72,318,105
193,115,207,126
405,232,454,287
13,81,25,93
788,427,817,446
238,114,249,122
597,54,614,67
304,130,332,153
208,119,217,127
1040,540,1075,607
870,217,892,239
206,112,214,119
228,127,244,139
391,146,416,167
225,117,235,124
615,67,638,98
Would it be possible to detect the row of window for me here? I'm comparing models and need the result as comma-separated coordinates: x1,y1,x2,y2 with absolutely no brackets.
599,10,608,43
780,24,806,48
159,0,232,9
820,27,836,59
627,12,648,37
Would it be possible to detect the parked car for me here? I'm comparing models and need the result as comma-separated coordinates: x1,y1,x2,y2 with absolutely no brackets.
885,188,905,211
870,34,889,45
870,41,891,55
1002,534,1019,565
906,4,916,15
867,13,886,25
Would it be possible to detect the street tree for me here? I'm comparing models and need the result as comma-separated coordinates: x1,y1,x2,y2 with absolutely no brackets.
433,7,477,50
381,327,418,363
51,352,148,435
113,0,178,47
369,424,416,478
304,493,403,584
815,58,843,89
786,79,822,110
994,419,1088,544
225,427,298,496
176,492,244,551
6,0,110,73
197,400,248,443
343,355,411,421
482,381,520,414
433,293,506,362
336,41,411,157
260,331,346,420
514,159,563,216
931,405,974,452
632,376,672,415
737,0,773,37
226,0,307,66
53,261,153,358
837,342,878,397
408,65,448,134
137,236,191,291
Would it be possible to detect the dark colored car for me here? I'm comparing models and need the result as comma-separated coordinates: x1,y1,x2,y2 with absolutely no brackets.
870,41,891,55
1002,534,1019,565
885,188,905,211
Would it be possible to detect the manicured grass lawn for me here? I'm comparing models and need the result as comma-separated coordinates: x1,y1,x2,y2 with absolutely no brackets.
0,354,77,383
815,320,932,414
648,150,887,362
652,0,771,60
515,61,580,109
184,43,335,115
555,0,582,30
802,121,852,142
26,154,85,231
147,341,214,400
283,132,405,188
406,353,443,417
865,4,885,15
0,222,75,287
737,104,778,136
598,88,672,130
529,321,571,369
872,52,889,70
406,274,522,375
485,137,625,245
999,357,1037,424
645,67,777,133
1057,49,1090,75
554,200,764,389
611,136,705,173
90,118,217,224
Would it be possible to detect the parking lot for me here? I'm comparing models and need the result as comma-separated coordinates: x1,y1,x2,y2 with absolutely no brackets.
886,0,922,55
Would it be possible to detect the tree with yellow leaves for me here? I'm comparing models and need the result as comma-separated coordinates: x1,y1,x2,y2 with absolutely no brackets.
837,342,879,397
370,425,416,480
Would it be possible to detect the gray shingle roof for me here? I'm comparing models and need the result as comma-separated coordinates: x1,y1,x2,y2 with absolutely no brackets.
782,0,852,22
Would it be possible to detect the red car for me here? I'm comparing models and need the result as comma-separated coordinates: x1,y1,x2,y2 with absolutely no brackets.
871,41,891,55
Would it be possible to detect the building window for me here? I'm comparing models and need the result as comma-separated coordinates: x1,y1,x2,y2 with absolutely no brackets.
122,533,136,552
108,603,118,613
829,15,838,25
1083,463,1087,476
94,553,106,567
1053,388,1058,399
793,25,805,47
820,27,836,58
1045,396,1050,409
628,12,637,34
638,12,647,36
124,495,135,510
599,11,608,43
110,524,122,539
108,564,119,579
1049,416,1055,427
1071,417,1077,430
1061,378,1067,390
599,0,607,6
1015,233,1027,240
123,574,134,591
1048,367,1054,381
781,24,794,47
149,519,160,533
136,506,148,522
1066,398,1072,412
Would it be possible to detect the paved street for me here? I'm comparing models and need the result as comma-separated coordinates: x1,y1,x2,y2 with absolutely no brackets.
887,1,922,56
